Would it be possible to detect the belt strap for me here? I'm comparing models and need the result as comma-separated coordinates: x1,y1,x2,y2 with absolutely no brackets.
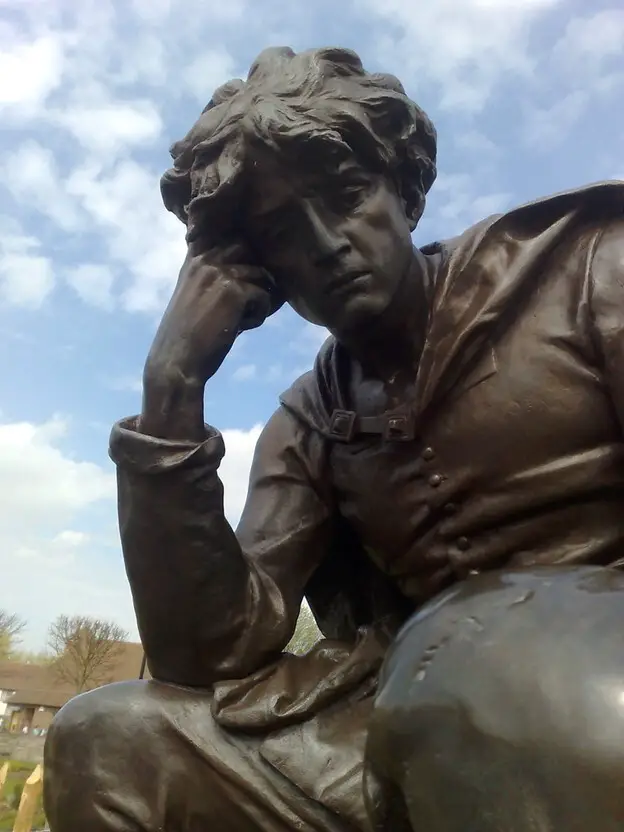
329,409,416,442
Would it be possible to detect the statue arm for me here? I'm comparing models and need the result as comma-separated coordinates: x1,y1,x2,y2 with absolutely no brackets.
588,217,624,428
109,405,333,687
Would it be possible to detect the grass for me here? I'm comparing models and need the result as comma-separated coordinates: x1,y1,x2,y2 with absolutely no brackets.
0,760,46,831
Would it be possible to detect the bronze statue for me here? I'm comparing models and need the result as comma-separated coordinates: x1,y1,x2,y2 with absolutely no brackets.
43,46,624,831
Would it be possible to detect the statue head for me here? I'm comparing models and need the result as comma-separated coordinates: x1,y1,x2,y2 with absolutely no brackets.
161,47,437,336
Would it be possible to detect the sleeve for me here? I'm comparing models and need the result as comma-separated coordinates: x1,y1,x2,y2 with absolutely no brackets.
589,216,624,429
109,405,334,686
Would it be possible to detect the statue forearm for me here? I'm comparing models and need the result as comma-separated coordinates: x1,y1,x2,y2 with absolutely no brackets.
139,373,206,444
110,418,289,686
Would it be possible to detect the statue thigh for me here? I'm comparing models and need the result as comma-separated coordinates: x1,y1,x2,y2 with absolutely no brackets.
365,566,624,832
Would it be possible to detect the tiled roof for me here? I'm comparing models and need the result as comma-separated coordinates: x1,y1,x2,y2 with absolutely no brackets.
0,642,148,709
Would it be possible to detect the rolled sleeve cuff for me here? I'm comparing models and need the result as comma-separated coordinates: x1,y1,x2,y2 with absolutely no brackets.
109,416,226,474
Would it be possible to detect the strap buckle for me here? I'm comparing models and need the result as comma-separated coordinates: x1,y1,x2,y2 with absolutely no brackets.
383,414,415,442
329,410,356,442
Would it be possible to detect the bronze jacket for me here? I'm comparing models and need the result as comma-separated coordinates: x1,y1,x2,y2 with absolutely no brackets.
110,182,624,695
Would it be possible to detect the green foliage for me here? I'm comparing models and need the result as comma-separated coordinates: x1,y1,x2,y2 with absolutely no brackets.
286,602,322,655
5,762,33,774
6,782,23,810
0,761,46,830
0,807,47,831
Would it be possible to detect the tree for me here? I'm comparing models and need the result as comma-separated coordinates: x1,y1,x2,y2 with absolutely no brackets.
48,615,129,693
0,610,26,660
286,602,321,656
9,649,51,665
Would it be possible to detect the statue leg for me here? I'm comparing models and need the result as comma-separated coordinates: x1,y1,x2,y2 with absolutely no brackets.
364,566,624,832
44,679,353,832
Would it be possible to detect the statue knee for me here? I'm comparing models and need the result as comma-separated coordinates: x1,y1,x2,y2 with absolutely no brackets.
43,683,159,829
46,681,152,769
367,567,624,831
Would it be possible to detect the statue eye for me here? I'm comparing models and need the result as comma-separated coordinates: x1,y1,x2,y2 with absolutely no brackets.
341,181,369,209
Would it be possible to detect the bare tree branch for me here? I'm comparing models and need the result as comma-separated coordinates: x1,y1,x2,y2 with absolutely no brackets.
0,610,27,660
48,615,129,693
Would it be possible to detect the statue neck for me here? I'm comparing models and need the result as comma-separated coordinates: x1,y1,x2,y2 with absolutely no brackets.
346,249,432,384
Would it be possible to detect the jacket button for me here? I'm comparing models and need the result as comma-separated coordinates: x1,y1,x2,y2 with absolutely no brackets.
422,446,435,461
456,536,471,551
428,474,443,488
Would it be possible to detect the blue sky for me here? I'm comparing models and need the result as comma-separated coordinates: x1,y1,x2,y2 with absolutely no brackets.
1,0,622,651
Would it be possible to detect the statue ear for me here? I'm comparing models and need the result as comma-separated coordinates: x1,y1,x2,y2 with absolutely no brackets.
389,174,420,232
402,175,427,231
407,198,423,231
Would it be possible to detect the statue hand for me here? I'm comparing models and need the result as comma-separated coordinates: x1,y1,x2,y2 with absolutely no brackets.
145,242,276,389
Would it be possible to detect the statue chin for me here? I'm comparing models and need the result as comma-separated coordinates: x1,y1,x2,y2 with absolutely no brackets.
287,296,326,327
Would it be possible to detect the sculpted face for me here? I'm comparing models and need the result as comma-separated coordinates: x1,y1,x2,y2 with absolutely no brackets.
245,146,415,339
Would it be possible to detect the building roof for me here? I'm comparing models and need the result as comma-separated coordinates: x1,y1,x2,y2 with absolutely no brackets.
5,688,70,710
0,642,148,710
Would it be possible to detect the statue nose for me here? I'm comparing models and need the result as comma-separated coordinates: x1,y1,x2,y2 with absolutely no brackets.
303,203,350,264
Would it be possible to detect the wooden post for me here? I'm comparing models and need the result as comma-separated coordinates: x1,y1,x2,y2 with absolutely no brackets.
0,760,9,797
12,763,43,832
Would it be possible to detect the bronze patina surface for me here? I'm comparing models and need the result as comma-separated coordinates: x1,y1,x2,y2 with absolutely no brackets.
44,46,624,831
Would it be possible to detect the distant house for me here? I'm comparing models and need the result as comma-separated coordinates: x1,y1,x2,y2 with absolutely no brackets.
0,642,148,734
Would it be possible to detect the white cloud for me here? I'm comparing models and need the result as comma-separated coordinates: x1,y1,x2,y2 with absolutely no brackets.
232,364,258,381
13,530,91,569
523,90,588,150
293,321,330,354
0,254,54,308
54,530,90,548
1,0,242,112
0,411,262,650
183,47,238,103
129,0,174,24
0,222,55,308
0,413,124,649
66,159,186,313
65,264,116,310
0,34,65,116
3,140,82,232
130,0,247,26
110,33,168,88
552,10,624,74
453,129,501,158
422,172,510,237
518,11,624,151
0,416,114,527
362,0,561,112
55,99,163,155
107,375,143,393
221,425,263,525
231,361,306,385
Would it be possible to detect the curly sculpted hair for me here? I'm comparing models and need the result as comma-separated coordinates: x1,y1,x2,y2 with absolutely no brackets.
161,46,437,246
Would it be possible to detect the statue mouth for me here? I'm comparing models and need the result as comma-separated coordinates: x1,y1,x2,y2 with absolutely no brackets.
324,269,370,296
